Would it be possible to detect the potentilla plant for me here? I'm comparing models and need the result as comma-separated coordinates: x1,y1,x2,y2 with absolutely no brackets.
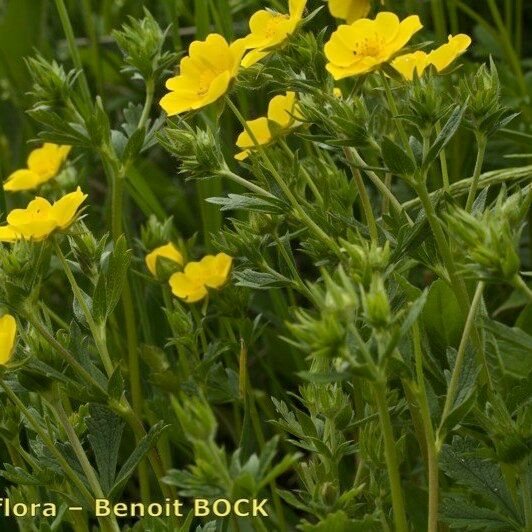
0,1,530,531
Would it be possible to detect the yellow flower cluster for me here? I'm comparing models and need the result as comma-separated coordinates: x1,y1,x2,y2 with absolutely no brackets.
4,143,71,192
235,92,301,160
324,11,471,80
0,314,16,365
146,244,233,304
391,34,472,80
160,1,307,116
325,12,423,79
0,187,87,242
238,0,307,67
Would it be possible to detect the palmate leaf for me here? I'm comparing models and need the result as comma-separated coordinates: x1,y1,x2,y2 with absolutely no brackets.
440,496,517,530
440,437,523,525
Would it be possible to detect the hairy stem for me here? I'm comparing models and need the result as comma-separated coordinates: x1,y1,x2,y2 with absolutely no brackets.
343,148,379,243
374,380,408,532
438,281,485,439
465,134,487,211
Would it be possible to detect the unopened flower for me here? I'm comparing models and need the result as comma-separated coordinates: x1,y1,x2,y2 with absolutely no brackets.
235,91,301,160
328,0,370,23
0,314,16,365
324,12,422,79
4,143,71,192
392,34,471,80
160,34,245,116
0,187,87,242
169,252,233,303
239,0,307,68
145,242,184,277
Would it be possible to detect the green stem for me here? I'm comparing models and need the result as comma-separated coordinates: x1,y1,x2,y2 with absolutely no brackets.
80,0,104,97
53,238,114,376
0,379,95,508
523,458,532,531
380,72,413,159
226,96,342,258
138,78,155,130
486,0,527,97
105,152,148,502
415,181,492,389
54,0,92,104
435,121,450,190
430,0,447,40
412,323,439,532
373,380,408,532
52,396,120,532
24,312,107,394
465,134,487,212
438,281,485,438
280,139,324,206
347,147,408,221
513,274,532,301
219,168,276,198
343,148,378,243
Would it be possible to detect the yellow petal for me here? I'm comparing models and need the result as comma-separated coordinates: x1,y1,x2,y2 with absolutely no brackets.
4,169,42,191
386,14,423,57
427,33,472,72
328,0,370,22
241,49,270,68
289,0,307,20
236,117,273,150
145,243,184,277
392,51,430,80
0,225,22,242
50,187,87,228
169,272,208,302
27,143,67,181
196,70,232,110
268,91,297,128
204,252,233,288
0,314,16,365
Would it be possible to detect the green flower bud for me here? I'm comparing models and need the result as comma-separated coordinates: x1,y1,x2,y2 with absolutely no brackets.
112,8,177,82
173,395,217,442
361,276,391,329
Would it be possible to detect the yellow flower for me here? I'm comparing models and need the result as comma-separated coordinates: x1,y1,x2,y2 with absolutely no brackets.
328,0,371,23
145,243,184,277
426,34,472,72
324,12,423,79
160,34,246,116
235,92,300,160
392,34,472,80
0,187,87,243
4,143,71,192
333,87,344,98
240,0,307,68
0,314,16,365
169,252,233,303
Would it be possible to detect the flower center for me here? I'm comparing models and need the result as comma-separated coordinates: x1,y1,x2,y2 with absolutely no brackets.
264,14,289,39
354,34,386,57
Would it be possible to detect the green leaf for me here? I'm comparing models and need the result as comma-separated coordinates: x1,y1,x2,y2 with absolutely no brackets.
300,511,381,531
381,137,416,176
206,194,285,214
440,497,516,530
86,405,125,495
424,104,467,167
234,269,292,290
422,280,464,353
440,345,479,433
440,437,521,523
94,236,132,324
109,421,168,499
479,317,532,377
0,464,43,485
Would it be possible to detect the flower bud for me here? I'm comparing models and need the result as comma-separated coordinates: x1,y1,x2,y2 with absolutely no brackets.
361,276,391,329
173,395,217,442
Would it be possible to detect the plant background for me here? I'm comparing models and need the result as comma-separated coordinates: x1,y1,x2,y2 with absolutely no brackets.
0,0,530,531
